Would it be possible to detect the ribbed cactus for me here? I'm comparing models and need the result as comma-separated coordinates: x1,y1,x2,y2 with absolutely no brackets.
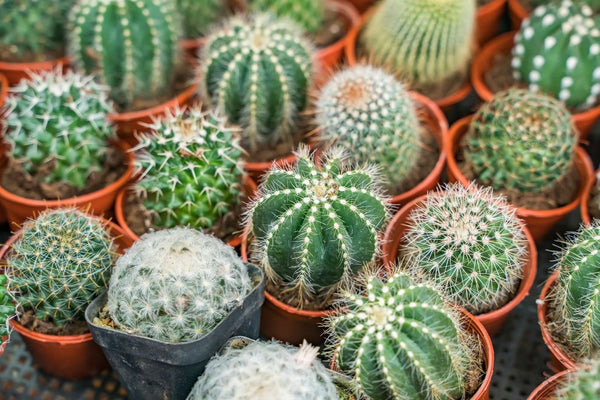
557,358,600,399
247,147,390,307
327,272,479,400
360,0,476,87
68,0,181,109
316,65,425,194
134,107,244,230
251,0,325,33
177,0,225,38
2,69,115,190
0,275,15,346
5,209,116,326
512,1,600,110
200,13,313,151
188,340,338,399
108,228,252,343
464,88,577,194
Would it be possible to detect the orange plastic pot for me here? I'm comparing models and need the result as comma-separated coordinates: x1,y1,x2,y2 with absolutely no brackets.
527,370,571,400
508,0,528,30
0,73,9,224
0,57,69,86
447,116,594,243
580,168,598,226
476,0,507,46
0,140,135,228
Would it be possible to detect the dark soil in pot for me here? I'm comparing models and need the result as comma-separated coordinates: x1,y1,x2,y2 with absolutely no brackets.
17,310,89,336
0,47,64,63
477,0,497,4
588,182,600,220
312,6,350,48
242,116,311,163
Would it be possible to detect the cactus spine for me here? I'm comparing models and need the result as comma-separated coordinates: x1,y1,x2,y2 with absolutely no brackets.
557,358,600,399
0,275,15,346
177,0,225,38
251,0,325,33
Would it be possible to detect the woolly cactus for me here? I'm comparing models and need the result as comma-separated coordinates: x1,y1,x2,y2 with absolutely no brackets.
134,107,244,230
512,1,600,110
68,0,181,109
200,13,313,151
177,0,225,38
360,0,476,87
464,88,577,194
328,272,479,400
316,65,424,194
5,209,116,326
557,358,600,399
0,275,15,346
251,0,325,33
2,69,115,189
247,147,389,307
108,228,252,343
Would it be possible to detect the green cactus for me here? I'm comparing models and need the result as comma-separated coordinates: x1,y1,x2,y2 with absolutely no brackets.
68,0,181,109
4,209,116,326
327,272,480,400
200,13,313,152
2,69,115,189
360,0,476,87
557,358,600,399
108,228,252,343
512,1,600,110
464,88,577,194
0,275,15,346
316,65,425,194
177,0,226,38
251,0,325,33
134,106,244,230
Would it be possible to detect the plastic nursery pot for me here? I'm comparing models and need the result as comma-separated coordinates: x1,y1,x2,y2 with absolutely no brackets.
471,31,600,139
447,116,594,243
0,140,135,229
580,168,598,226
0,73,9,224
527,369,571,400
476,0,507,47
508,0,529,30
0,57,69,86
2,221,134,380
85,264,265,400
381,194,537,336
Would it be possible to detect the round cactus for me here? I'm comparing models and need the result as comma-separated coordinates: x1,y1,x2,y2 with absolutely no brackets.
177,0,226,38
464,88,577,194
5,209,116,326
200,13,313,152
0,275,15,346
557,358,600,399
512,1,600,110
108,228,252,343
360,0,476,87
316,65,425,194
134,106,244,230
251,0,325,33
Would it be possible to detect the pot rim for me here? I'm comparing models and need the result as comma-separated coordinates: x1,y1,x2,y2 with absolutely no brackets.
0,57,70,74
526,369,572,400
477,0,507,18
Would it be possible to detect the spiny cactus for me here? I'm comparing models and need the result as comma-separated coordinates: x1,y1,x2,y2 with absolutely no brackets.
464,88,577,194
108,228,252,343
0,275,15,346
68,0,181,109
2,69,115,190
134,107,244,230
360,0,476,87
5,209,116,326
177,0,226,38
512,1,600,110
557,358,600,399
188,340,338,399
247,147,390,308
251,0,325,33
200,13,313,152
327,272,480,400
316,65,425,194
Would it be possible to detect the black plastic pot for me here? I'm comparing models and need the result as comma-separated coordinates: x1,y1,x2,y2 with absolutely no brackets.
85,263,265,400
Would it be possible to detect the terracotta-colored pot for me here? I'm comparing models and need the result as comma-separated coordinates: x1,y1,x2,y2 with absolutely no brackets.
527,370,571,400
2,220,135,379
0,140,135,228
508,0,529,30
382,194,537,336
346,0,375,13
0,57,69,86
471,31,600,139
476,0,507,46
447,116,594,243
580,168,598,226
0,73,9,224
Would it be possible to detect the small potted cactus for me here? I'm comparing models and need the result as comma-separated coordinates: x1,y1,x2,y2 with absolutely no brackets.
85,228,265,400
528,359,600,399
0,208,134,379
509,0,600,30
0,69,134,226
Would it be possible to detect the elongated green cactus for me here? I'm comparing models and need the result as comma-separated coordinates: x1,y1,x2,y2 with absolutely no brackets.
360,0,476,87
512,1,600,110
68,0,181,109
251,0,325,33
0,275,15,346
464,88,577,194
177,0,225,38
557,358,600,399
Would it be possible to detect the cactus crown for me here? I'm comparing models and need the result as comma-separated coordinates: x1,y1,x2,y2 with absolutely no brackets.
464,88,577,194
0,275,15,346
177,0,225,38
134,106,244,230
251,0,325,33
557,358,600,399
2,69,115,189
108,228,252,343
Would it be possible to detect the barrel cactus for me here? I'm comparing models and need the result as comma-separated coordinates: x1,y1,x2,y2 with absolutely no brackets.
360,0,476,87
512,1,600,110
0,275,15,346
464,88,577,194
557,358,600,399
200,13,313,152
177,0,226,38
251,0,325,33
68,0,181,109
108,228,252,343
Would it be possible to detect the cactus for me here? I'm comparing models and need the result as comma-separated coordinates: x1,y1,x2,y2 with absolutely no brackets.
68,0,181,109
0,275,15,346
251,0,325,33
2,69,115,190
134,106,244,230
360,0,476,87
4,209,116,326
200,13,313,152
108,228,252,343
557,358,600,399
327,272,480,400
464,88,577,194
512,1,600,110
316,65,425,194
247,147,390,307
177,0,226,38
